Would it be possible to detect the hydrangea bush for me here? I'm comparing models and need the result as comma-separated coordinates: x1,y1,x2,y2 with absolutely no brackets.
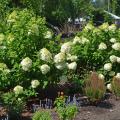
0,10,120,104
72,23,120,84
0,9,52,91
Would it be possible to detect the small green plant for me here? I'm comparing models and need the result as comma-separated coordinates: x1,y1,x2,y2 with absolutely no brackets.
54,94,66,109
32,110,52,120
57,104,78,120
84,72,106,103
1,92,26,118
112,76,120,97
54,96,78,120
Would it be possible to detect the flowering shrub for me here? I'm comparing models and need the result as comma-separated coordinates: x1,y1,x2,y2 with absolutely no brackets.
0,9,52,91
72,23,120,82
0,8,78,95
0,9,120,104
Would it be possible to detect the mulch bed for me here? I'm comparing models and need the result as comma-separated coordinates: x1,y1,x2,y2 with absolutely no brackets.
1,94,120,120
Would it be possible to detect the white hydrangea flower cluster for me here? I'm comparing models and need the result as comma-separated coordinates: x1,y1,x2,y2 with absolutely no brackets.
104,63,112,71
54,39,78,71
73,36,89,45
109,38,116,43
40,64,50,75
44,31,52,39
31,80,40,88
117,57,120,63
99,23,109,31
54,52,66,64
112,42,120,51
60,42,73,53
39,48,52,62
98,73,105,80
109,55,117,63
98,42,107,50
13,85,23,95
67,62,77,70
21,57,32,71
54,52,66,70
108,24,116,31
115,73,120,79
0,63,10,74
81,37,89,44
107,83,112,91
67,54,78,61
73,36,81,44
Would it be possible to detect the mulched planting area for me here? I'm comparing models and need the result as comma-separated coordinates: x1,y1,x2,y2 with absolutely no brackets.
1,95,120,120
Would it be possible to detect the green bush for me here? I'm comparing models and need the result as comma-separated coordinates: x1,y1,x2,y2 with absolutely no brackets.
54,96,78,120
1,92,26,115
72,23,120,83
57,104,78,120
0,9,51,90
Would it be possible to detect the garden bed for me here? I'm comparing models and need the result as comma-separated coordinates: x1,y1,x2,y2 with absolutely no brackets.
1,94,120,120
19,96,120,120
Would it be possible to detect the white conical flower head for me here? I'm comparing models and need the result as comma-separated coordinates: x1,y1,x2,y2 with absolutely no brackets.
107,83,112,91
112,42,120,51
40,64,50,75
67,54,78,61
67,62,77,70
39,48,52,62
54,52,66,63
117,57,120,63
108,24,116,31
21,57,32,71
104,63,112,71
31,80,40,88
60,42,73,53
44,31,52,39
109,55,117,63
13,85,23,95
98,74,105,80
73,36,81,44
116,73,120,79
98,42,107,50
109,38,116,43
